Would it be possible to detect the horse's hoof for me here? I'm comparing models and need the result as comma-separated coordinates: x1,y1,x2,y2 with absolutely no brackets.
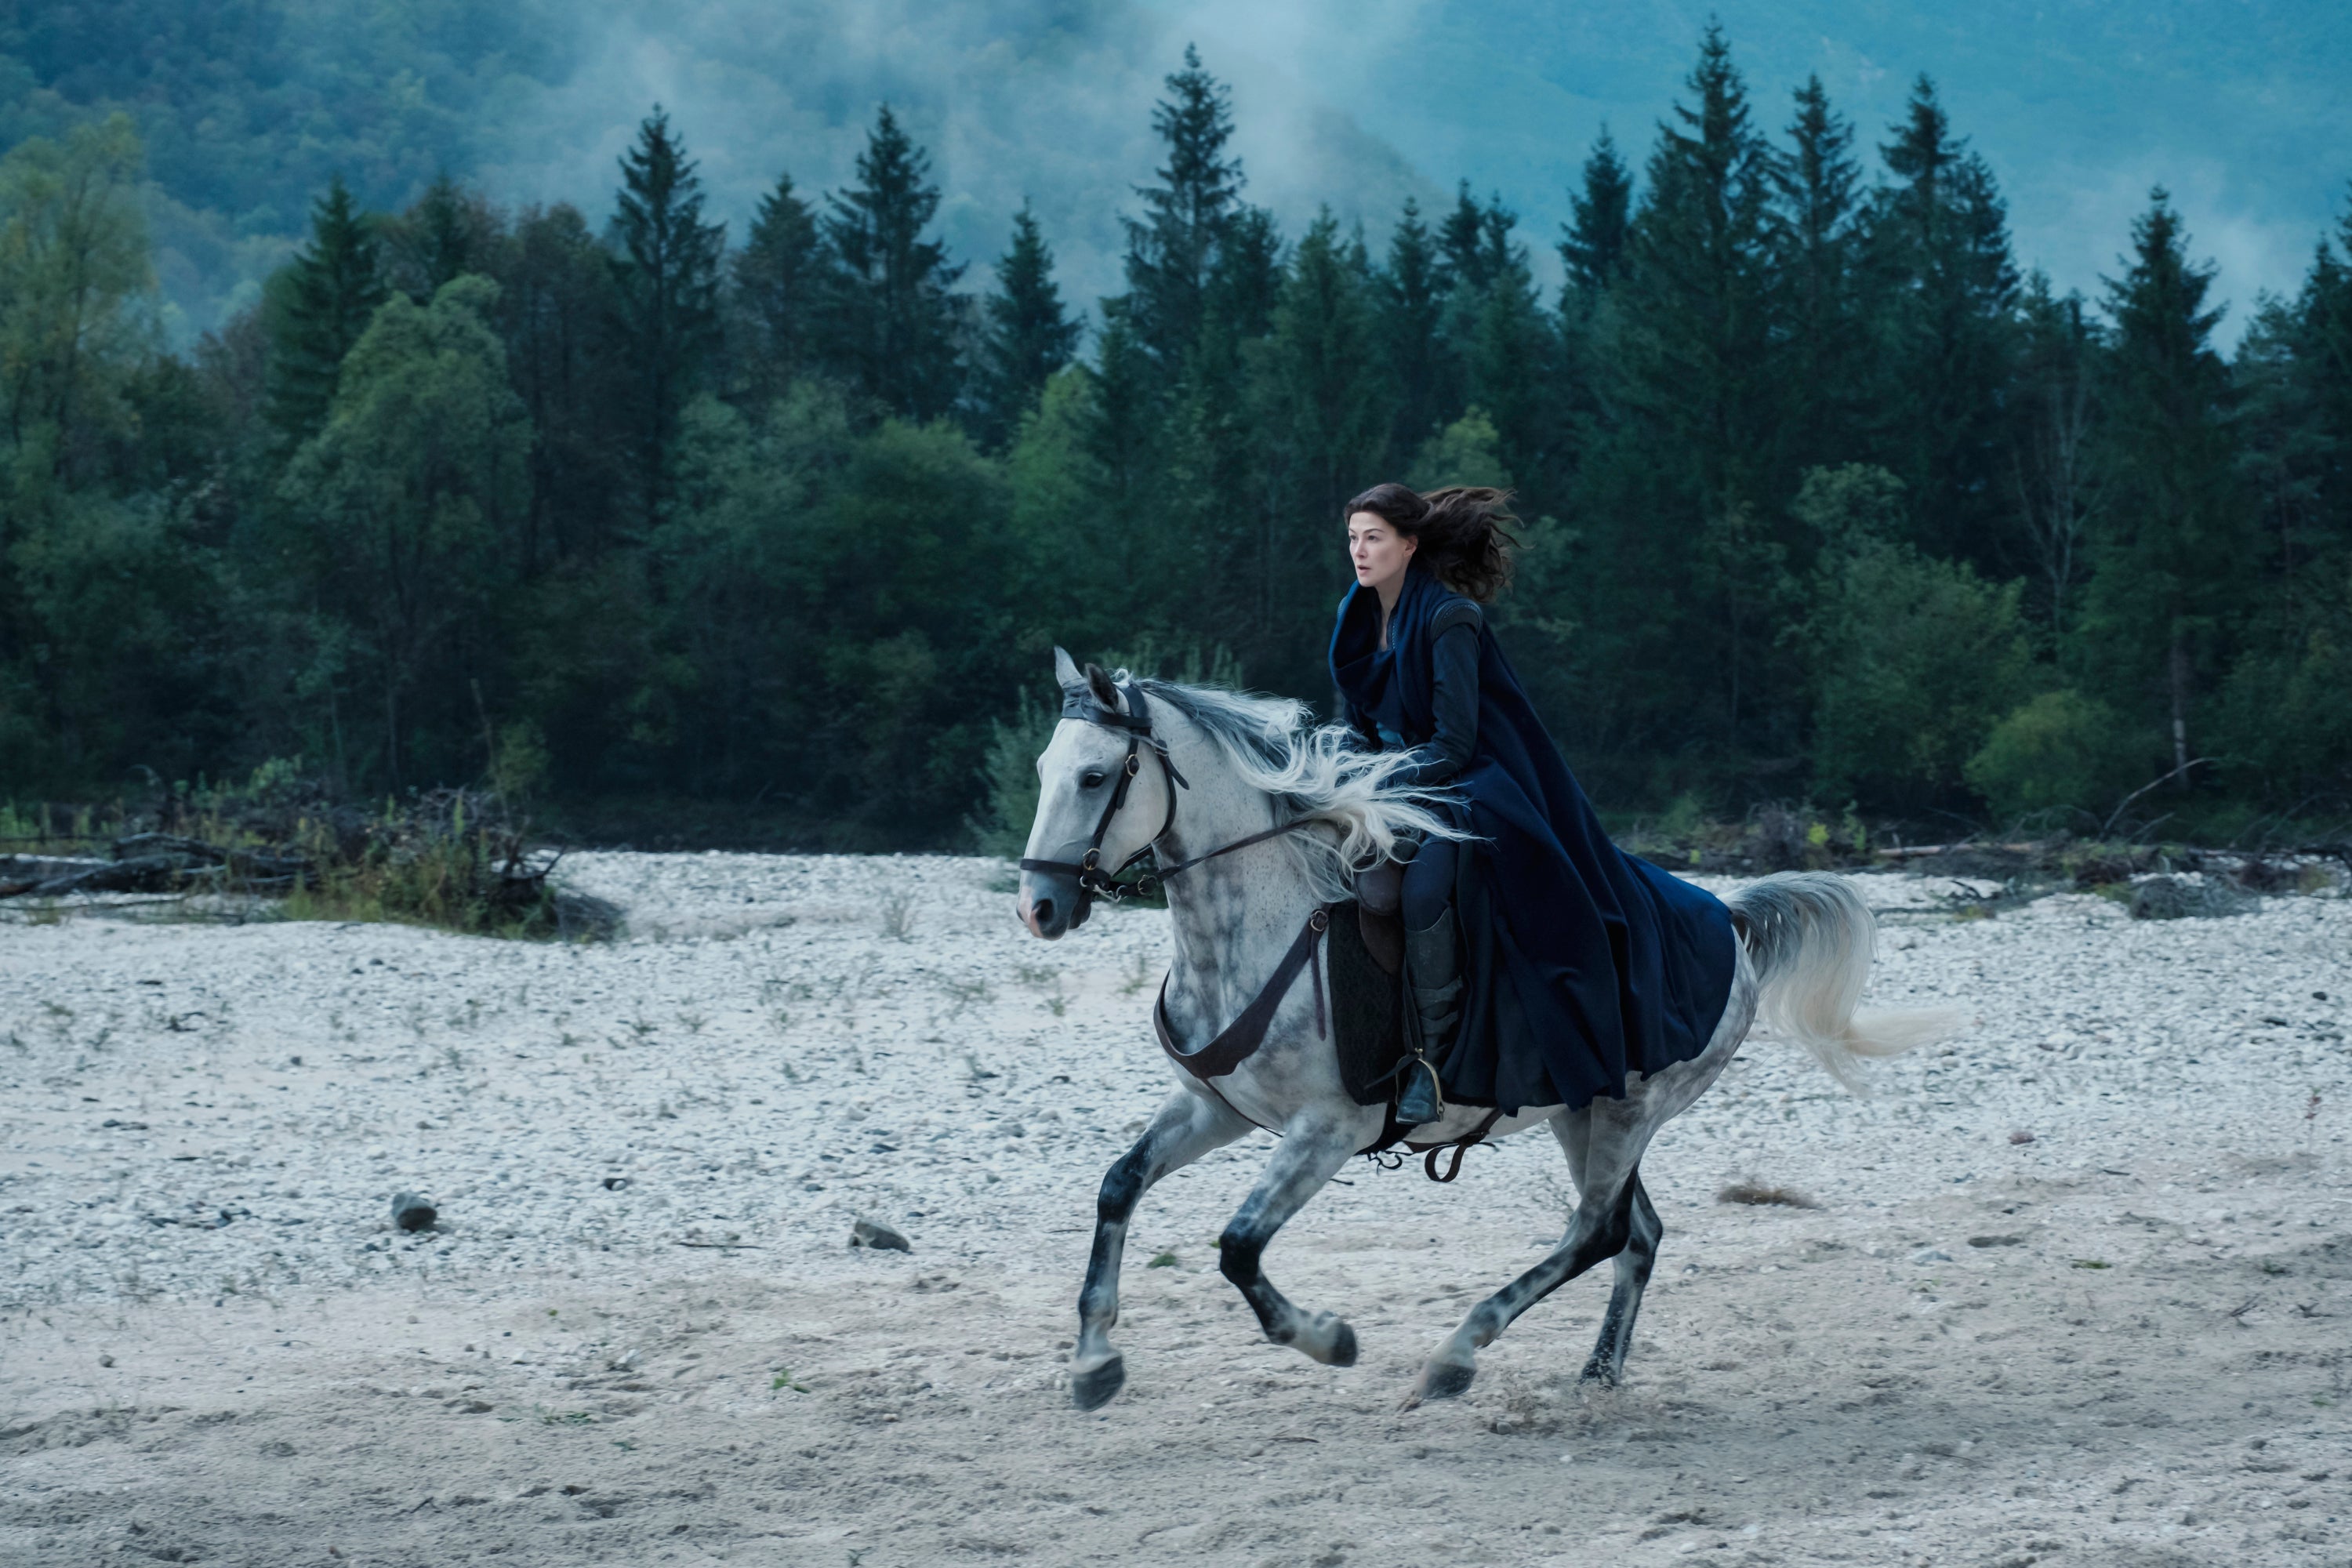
1291,1313,1358,1367
1070,1353,1126,1410
1578,1358,1620,1388
1402,1356,1476,1409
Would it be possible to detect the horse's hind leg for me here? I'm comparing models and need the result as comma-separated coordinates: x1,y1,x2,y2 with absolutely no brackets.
1581,1170,1661,1387
1405,1106,1646,1408
1073,1087,1250,1410
1219,1111,1370,1367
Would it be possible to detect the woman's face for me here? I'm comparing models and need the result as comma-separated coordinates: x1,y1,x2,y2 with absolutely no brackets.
1347,510,1417,597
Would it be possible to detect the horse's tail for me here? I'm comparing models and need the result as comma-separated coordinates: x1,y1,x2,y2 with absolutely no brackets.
1726,872,1965,1091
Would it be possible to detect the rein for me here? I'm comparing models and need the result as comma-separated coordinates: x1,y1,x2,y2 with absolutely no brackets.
1017,681,1316,918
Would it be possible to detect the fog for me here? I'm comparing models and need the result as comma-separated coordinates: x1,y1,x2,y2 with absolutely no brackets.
99,0,2352,340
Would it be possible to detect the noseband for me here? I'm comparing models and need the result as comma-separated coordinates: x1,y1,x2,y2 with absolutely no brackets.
1018,681,1312,923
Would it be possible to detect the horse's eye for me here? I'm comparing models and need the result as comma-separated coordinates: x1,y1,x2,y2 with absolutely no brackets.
1080,771,1107,789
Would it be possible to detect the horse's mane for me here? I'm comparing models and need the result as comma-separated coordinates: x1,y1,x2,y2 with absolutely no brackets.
1131,677,1467,902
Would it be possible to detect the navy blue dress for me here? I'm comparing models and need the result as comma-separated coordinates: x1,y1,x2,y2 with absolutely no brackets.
1330,562,1739,1114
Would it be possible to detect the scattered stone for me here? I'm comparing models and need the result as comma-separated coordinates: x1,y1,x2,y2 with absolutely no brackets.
1911,1247,1954,1265
391,1192,437,1232
601,1176,630,1191
851,1218,911,1253
2009,1130,2036,1145
2128,877,2191,920
98,1353,114,1367
2128,875,2252,920
1967,1234,2024,1248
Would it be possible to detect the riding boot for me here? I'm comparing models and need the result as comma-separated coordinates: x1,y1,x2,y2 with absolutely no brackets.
1396,913,1460,1125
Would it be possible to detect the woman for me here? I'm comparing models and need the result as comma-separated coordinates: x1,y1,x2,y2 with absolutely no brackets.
1330,483,1738,1126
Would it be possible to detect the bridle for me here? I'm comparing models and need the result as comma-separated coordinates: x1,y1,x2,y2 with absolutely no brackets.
1017,680,1313,923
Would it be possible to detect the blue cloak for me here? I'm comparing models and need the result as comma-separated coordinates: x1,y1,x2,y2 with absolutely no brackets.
1330,562,1738,1114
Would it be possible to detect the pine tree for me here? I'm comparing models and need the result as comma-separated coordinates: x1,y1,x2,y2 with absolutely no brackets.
976,202,1080,446
731,171,822,401
1240,210,1390,690
1587,23,1788,752
267,176,388,449
1263,210,1388,548
818,104,967,422
609,107,725,531
1612,23,1779,510
1379,196,1449,459
1772,76,1864,487
1205,204,1283,342
2214,213,2352,800
2006,274,2101,631
1436,181,1488,295
1457,200,1555,485
1560,128,1633,300
2083,190,2250,788
1084,299,1157,508
1122,45,1246,366
384,172,494,300
497,201,626,565
1862,76,2020,563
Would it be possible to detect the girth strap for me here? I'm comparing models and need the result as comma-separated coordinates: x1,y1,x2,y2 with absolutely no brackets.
1155,906,1329,1081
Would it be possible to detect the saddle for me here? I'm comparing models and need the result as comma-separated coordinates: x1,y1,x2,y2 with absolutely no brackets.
1327,897,1407,1106
1154,896,1504,1180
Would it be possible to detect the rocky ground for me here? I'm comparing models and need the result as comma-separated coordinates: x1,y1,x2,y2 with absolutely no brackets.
2,855,2347,1566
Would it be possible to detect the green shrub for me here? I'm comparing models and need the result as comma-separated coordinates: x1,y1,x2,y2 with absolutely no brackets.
1963,689,2140,822
1806,531,2033,808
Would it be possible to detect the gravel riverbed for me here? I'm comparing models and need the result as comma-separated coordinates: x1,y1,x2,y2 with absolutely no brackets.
2,855,2348,1566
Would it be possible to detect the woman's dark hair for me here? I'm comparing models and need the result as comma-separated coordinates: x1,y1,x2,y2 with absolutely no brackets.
1344,482,1522,603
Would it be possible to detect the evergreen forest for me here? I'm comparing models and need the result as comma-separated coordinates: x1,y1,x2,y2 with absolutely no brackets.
4,31,2349,849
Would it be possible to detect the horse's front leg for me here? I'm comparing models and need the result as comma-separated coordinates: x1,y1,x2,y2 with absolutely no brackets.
1073,1087,1251,1410
1219,1108,1375,1367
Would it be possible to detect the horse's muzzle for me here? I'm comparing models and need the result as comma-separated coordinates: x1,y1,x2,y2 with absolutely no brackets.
1017,873,1081,940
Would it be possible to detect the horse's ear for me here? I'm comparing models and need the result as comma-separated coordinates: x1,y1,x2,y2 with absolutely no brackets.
1052,646,1083,690
1081,662,1122,713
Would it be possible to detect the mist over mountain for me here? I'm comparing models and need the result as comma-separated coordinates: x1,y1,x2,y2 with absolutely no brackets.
3,1,2344,340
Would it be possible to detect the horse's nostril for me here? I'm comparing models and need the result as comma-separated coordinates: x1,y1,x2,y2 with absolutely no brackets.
1033,898,1056,929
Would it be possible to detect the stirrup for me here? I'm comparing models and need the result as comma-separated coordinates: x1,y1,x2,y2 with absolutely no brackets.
1396,1053,1444,1124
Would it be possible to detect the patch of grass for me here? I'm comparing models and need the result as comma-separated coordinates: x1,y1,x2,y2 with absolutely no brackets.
771,1368,811,1393
1716,1181,1820,1209
1120,952,1156,996
1147,1250,1179,1269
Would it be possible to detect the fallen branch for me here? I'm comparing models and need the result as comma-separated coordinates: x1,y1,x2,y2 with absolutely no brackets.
2101,759,2216,837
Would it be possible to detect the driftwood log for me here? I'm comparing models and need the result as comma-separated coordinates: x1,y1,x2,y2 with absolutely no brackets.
0,844,315,899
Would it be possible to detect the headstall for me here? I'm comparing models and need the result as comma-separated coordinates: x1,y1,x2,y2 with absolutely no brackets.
1017,679,1312,923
